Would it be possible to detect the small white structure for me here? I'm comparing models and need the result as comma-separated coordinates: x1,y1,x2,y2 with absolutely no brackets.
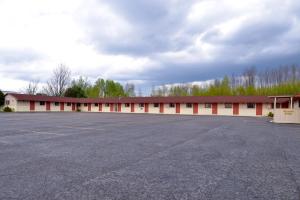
269,94,300,124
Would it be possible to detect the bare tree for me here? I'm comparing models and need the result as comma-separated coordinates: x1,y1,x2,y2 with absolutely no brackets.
25,80,39,95
44,64,71,96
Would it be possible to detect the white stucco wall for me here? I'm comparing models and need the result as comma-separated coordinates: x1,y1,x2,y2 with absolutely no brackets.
238,103,255,116
217,103,233,116
121,104,131,113
164,103,176,114
199,104,212,115
34,102,46,112
134,104,145,113
102,104,110,112
148,104,160,114
180,104,194,115
16,101,30,112
64,103,73,112
4,95,18,111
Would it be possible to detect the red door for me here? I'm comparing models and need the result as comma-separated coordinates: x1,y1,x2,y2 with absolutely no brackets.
30,101,35,111
60,103,64,111
110,104,114,112
256,103,262,116
212,103,218,115
159,103,164,113
88,103,91,112
145,103,149,113
118,103,122,112
72,103,76,111
193,103,198,114
46,102,51,111
131,103,135,112
233,103,239,115
176,103,180,114
99,104,102,112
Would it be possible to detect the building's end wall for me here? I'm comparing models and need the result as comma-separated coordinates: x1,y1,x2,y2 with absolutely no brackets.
4,95,18,111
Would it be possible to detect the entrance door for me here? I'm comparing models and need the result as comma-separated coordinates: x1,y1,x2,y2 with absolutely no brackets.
212,103,218,115
118,103,122,112
46,102,51,111
145,103,149,113
256,103,262,116
193,103,198,114
30,101,35,111
114,104,118,112
176,103,180,114
233,103,239,115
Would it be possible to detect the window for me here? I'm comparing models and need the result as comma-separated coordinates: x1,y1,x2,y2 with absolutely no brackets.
125,103,130,107
186,103,192,108
298,101,300,108
169,103,175,108
224,103,232,108
139,103,144,107
205,103,211,108
40,101,45,106
94,103,98,107
105,103,110,107
154,103,159,107
67,102,71,106
84,103,88,107
5,100,10,105
77,103,81,107
247,103,255,109
54,102,59,106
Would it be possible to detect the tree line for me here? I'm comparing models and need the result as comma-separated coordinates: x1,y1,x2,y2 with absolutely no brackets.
20,64,300,98
151,65,300,96
24,64,136,98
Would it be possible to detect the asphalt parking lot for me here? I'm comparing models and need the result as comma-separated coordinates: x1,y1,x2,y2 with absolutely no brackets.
0,113,300,200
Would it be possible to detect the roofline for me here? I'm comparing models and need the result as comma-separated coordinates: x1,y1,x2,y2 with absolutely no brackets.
6,93,275,104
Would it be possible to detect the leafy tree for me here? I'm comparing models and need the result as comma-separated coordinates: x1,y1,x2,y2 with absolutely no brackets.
0,90,4,106
64,76,89,98
65,85,87,98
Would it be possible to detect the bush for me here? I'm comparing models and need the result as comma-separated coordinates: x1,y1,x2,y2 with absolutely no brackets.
268,112,274,117
77,109,81,112
3,107,13,112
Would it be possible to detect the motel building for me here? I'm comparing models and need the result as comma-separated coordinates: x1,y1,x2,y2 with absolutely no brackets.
4,93,300,124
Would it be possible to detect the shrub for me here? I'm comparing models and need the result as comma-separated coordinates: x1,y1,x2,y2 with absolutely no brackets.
77,109,81,112
268,112,274,118
3,107,13,112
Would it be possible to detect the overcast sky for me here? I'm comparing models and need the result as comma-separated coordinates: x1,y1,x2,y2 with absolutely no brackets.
0,0,300,94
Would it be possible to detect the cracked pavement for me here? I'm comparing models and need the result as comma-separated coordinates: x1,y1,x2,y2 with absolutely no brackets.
0,113,300,200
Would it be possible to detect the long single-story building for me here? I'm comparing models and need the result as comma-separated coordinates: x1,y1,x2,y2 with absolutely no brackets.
4,93,298,119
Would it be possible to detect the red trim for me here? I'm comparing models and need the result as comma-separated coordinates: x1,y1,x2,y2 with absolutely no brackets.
233,103,239,115
46,102,51,111
145,103,149,113
30,101,35,111
118,103,122,112
131,103,135,112
159,103,164,113
256,103,262,116
60,103,64,111
212,103,218,115
110,103,114,112
176,103,180,114
99,103,102,112
193,103,198,114
88,103,91,112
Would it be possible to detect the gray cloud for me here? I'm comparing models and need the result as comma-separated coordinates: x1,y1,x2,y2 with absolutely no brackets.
0,49,41,65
